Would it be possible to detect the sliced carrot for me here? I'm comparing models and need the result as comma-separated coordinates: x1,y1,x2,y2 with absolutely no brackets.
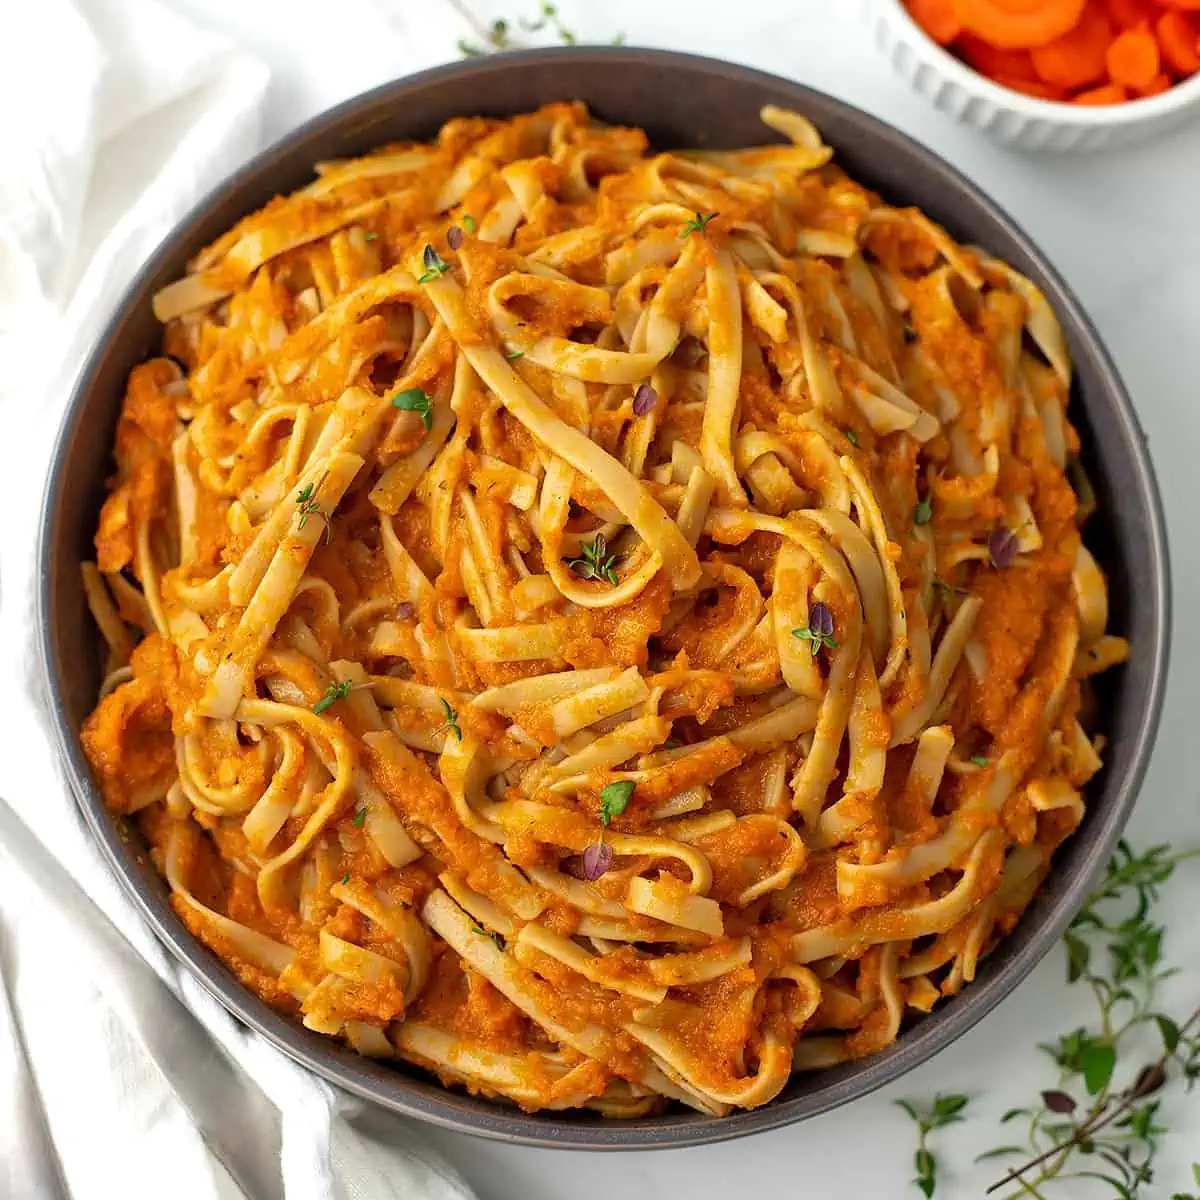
1106,25,1162,85
1103,0,1153,31
958,33,1040,79
1074,81,1130,100
1156,9,1200,73
906,0,963,44
1032,4,1114,88
954,0,1088,49
995,74,1072,98
1134,70,1173,92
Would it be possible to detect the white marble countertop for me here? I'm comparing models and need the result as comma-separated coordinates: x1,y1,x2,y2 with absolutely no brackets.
164,1,1200,1195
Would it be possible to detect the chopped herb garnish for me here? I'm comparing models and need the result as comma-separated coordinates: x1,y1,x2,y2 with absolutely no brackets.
896,1094,970,1198
393,386,433,430
913,496,933,526
506,349,524,360
792,601,838,658
436,697,462,742
599,780,635,827
295,475,333,542
352,807,367,828
417,243,450,283
364,232,378,243
632,383,658,416
970,754,989,767
472,924,505,950
341,872,350,885
457,5,621,58
681,210,717,238
582,840,614,880
846,429,859,447
462,214,477,234
566,533,620,586
313,679,353,714
988,526,1019,569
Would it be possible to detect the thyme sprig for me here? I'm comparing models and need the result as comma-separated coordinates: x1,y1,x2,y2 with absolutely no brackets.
435,698,463,742
896,1094,970,1198
565,533,620,585
451,2,624,56
295,474,333,542
900,841,1200,1198
980,842,1200,1199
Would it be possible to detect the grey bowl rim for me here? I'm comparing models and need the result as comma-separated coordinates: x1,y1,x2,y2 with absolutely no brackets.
36,46,1170,1151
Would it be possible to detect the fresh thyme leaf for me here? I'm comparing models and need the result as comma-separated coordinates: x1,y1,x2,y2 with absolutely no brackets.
417,243,450,283
341,872,350,885
462,213,477,234
599,780,635,827
436,697,462,742
846,429,859,446
792,601,838,658
913,496,933,526
457,38,484,57
681,210,717,238
313,679,353,714
295,474,334,542
364,231,379,242
506,349,524,359
393,386,434,430
970,754,989,767
352,807,367,828
565,533,620,586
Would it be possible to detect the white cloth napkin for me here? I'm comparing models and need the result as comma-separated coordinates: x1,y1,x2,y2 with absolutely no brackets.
0,1,477,1197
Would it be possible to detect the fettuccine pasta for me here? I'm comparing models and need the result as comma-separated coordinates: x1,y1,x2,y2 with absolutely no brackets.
80,103,1126,1117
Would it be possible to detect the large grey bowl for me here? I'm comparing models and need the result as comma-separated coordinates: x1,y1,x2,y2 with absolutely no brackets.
37,48,1169,1149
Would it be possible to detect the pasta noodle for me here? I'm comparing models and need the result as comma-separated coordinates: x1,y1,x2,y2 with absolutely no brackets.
79,102,1126,1117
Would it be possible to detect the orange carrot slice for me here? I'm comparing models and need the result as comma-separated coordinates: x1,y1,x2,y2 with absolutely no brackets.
1103,0,1153,30
1074,81,1130,100
907,0,963,44
996,74,1072,98
958,33,1040,79
1134,71,1172,93
1032,4,1114,88
954,0,1088,49
1106,25,1162,85
1156,9,1200,73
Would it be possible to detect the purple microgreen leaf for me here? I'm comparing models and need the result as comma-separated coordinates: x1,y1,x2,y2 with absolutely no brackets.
447,225,464,250
582,841,614,881
988,526,1019,569
632,383,658,416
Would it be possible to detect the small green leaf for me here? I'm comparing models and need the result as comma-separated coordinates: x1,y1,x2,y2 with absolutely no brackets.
1155,1015,1181,1054
681,210,717,238
341,872,350,885
352,807,367,828
393,386,434,430
314,679,353,714
931,1094,969,1126
845,429,859,446
970,754,989,767
1083,1042,1117,1095
975,1146,1026,1162
913,497,933,525
599,780,635,826
462,214,477,234
1001,1107,1031,1124
915,1147,934,1178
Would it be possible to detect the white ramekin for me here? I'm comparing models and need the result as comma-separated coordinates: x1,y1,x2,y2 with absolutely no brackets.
864,0,1200,151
